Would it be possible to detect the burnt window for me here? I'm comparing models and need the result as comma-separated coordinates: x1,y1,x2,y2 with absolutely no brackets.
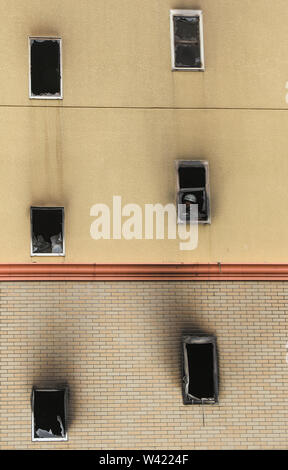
29,38,62,98
170,10,204,70
32,388,68,441
177,161,210,224
182,336,218,405
31,207,64,256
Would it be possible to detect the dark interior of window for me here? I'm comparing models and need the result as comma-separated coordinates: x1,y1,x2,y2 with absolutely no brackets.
178,165,206,189
33,389,66,439
186,343,215,400
174,16,199,41
179,189,207,221
30,39,61,96
173,16,201,68
31,208,63,254
178,164,208,222
175,44,201,68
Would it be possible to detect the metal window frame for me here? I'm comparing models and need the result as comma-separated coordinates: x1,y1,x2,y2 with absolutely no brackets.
29,37,63,99
30,206,65,257
182,335,219,405
170,10,205,71
176,160,211,224
31,387,68,442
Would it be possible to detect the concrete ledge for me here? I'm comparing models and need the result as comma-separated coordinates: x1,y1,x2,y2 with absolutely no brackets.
1,264,288,280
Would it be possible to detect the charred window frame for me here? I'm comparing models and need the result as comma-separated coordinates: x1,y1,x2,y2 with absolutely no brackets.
30,207,65,256
170,10,204,71
31,387,68,442
182,336,218,405
29,37,62,99
176,160,210,224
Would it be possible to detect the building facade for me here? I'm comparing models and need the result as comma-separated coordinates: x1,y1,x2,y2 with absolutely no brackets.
0,0,288,449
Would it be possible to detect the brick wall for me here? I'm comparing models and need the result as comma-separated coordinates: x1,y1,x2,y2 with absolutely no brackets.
0,281,287,449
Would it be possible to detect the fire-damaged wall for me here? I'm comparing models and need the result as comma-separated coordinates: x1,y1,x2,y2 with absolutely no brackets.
1,1,288,263
0,280,287,450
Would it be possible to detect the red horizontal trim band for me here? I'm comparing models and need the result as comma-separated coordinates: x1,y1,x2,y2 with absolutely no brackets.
0,264,288,281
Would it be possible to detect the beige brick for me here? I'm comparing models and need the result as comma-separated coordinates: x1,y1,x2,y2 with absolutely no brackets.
0,281,288,449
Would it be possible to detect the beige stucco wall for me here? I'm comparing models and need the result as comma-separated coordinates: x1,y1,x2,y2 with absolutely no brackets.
1,0,288,109
0,0,287,263
0,107,287,263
